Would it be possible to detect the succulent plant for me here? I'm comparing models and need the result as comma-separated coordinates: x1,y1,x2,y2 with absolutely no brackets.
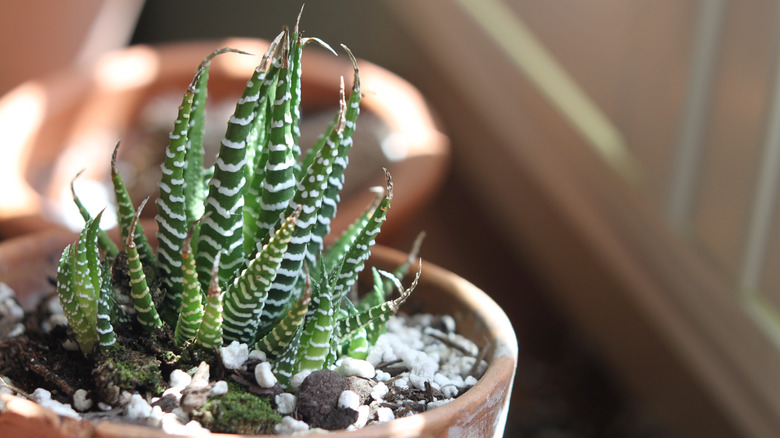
56,20,420,389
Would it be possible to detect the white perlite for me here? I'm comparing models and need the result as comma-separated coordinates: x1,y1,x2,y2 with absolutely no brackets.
349,405,370,430
275,416,310,434
126,394,153,420
72,389,93,412
370,382,388,401
275,393,297,415
289,369,312,392
169,369,192,389
210,380,228,397
31,388,79,419
254,361,277,388
338,390,360,411
248,349,267,361
219,341,249,370
376,406,395,423
335,356,375,378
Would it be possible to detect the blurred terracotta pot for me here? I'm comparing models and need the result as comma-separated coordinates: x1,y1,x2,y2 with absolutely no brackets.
0,229,517,438
0,38,449,241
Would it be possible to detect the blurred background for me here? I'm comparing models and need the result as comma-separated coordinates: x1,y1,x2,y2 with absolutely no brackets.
7,1,780,437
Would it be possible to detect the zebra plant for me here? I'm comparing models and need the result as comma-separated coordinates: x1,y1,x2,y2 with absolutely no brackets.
56,22,421,389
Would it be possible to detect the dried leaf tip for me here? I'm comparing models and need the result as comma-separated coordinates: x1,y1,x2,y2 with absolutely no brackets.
341,45,360,90
126,197,149,248
208,251,223,298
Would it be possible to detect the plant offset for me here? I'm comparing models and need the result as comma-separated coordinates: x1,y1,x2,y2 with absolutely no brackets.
57,18,420,404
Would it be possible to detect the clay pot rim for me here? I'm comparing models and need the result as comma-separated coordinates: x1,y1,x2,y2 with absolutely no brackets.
0,229,517,437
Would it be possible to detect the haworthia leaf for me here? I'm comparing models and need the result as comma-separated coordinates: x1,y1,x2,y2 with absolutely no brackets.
196,251,224,349
222,206,300,344
309,46,362,257
249,33,297,251
156,69,199,326
127,199,163,331
271,323,303,389
320,190,381,277
61,212,103,355
97,258,116,349
243,54,281,254
111,144,156,269
335,263,420,342
295,264,336,374
183,50,223,225
256,90,346,336
330,170,393,302
197,32,285,289
174,224,204,346
256,268,311,357
56,245,77,340
69,172,119,258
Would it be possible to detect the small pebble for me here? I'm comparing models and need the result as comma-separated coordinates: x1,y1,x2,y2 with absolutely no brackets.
441,385,459,398
275,393,296,415
338,390,360,411
289,369,312,392
352,405,370,429
126,394,153,419
72,389,93,412
275,416,310,434
219,341,249,370
441,315,456,333
31,388,80,419
336,357,375,378
45,295,64,315
392,377,409,390
43,314,69,333
374,369,391,382
210,380,228,397
62,339,80,351
149,406,164,426
248,349,267,361
370,382,388,400
169,369,192,389
254,361,277,388
376,406,395,422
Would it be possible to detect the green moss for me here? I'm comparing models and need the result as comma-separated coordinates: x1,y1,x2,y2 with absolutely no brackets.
198,381,282,434
93,345,165,404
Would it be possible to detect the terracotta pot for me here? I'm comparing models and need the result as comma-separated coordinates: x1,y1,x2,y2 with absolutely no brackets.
0,229,517,438
0,38,449,241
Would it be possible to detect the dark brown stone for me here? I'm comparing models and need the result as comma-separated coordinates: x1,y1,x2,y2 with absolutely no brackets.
296,370,357,430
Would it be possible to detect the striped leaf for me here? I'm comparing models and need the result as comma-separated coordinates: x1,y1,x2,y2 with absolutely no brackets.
126,199,163,332
174,224,204,346
56,212,104,355
69,172,119,258
96,258,116,350
256,268,312,357
112,143,156,269
195,251,224,349
256,87,347,336
247,34,297,252
335,263,420,342
197,32,286,289
309,46,362,257
222,206,300,344
330,170,393,302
